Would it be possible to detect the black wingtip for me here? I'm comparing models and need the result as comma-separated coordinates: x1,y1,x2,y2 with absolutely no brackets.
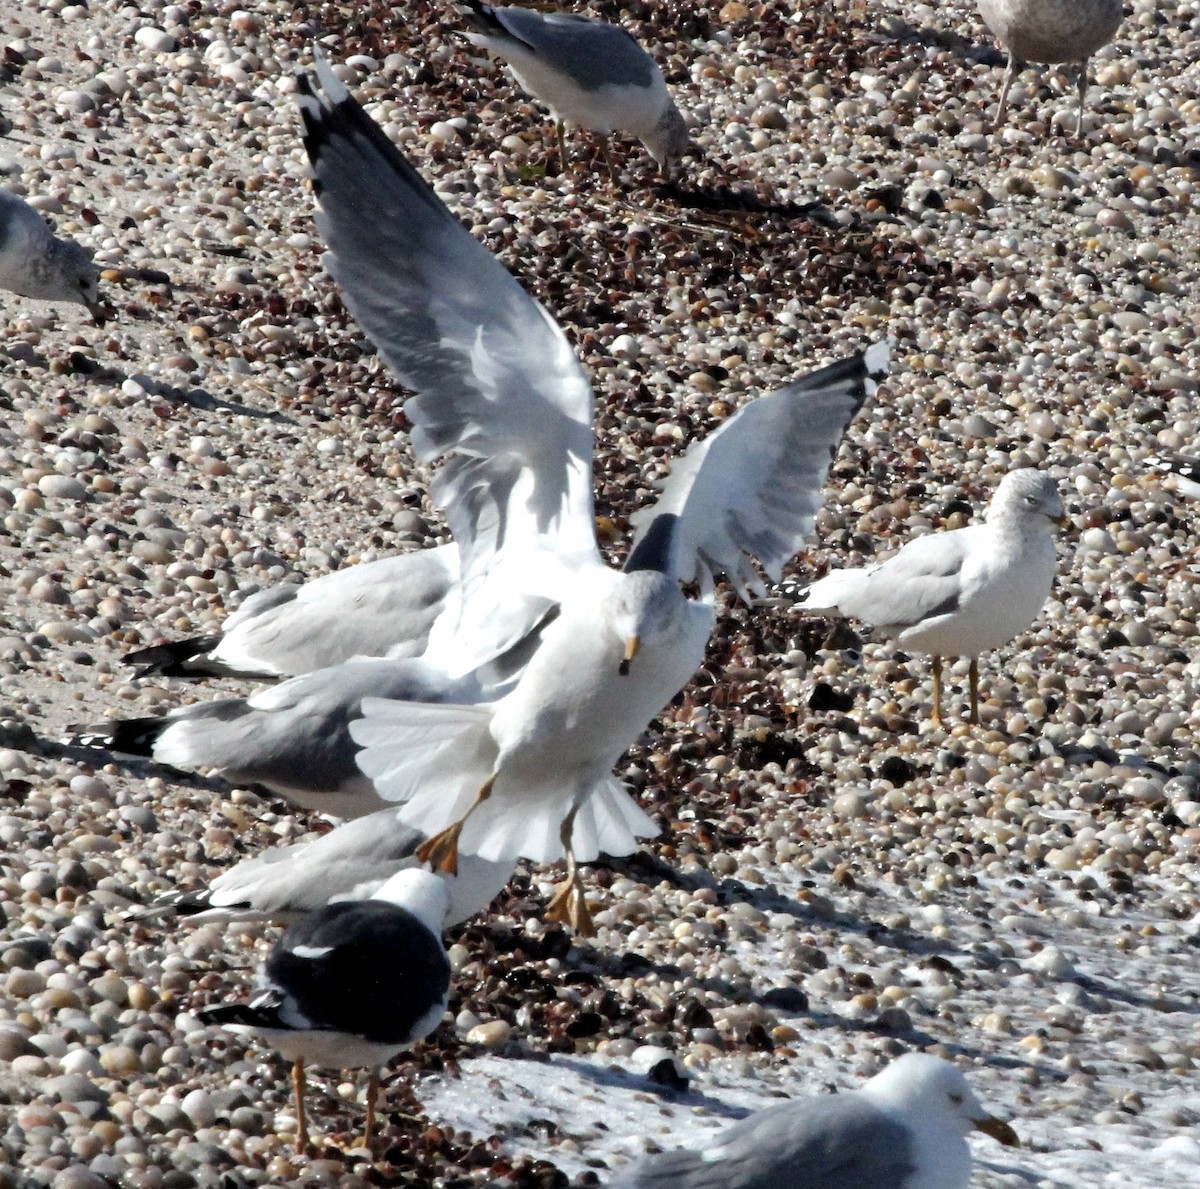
624,512,680,575
462,0,497,35
127,888,216,921
295,50,449,223
65,715,168,756
196,1002,278,1030
123,635,221,678
791,340,890,424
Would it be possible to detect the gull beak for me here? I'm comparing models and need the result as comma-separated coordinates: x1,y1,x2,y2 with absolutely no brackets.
1051,512,1068,526
618,635,640,677
973,1115,1020,1147
87,299,108,327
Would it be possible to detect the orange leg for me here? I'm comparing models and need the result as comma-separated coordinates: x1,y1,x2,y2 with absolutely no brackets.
415,773,496,875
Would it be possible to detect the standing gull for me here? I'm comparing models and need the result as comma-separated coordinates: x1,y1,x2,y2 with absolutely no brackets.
463,1,690,177
139,807,514,927
977,0,1123,137
124,544,460,679
297,56,887,932
797,469,1064,728
0,189,106,323
196,868,451,1153
615,1052,1018,1189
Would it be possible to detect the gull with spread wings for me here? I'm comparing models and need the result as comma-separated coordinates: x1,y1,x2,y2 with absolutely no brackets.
290,57,888,932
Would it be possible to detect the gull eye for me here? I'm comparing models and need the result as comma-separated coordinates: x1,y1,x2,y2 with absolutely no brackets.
949,1092,964,1104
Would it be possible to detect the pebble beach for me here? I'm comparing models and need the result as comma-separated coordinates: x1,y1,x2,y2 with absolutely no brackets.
1,1,1199,1186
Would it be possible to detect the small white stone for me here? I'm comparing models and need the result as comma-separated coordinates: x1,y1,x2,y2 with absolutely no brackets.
134,26,176,54
38,475,88,501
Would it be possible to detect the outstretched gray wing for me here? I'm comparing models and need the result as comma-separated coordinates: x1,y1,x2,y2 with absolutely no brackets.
296,58,601,600
626,342,888,598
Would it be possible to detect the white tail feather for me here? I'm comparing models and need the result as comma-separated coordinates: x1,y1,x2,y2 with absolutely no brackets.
572,777,659,860
352,698,496,830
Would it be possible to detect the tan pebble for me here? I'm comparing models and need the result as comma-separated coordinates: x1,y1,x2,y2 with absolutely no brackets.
7,969,46,997
17,1103,59,1129
465,1020,512,1048
99,1044,139,1075
92,1120,122,1144
132,541,172,564
41,987,82,1010
11,1053,50,1077
127,982,156,1010
720,1,750,19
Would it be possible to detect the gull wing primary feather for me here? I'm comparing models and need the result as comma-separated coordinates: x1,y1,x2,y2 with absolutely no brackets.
296,58,599,600
627,342,889,598
139,807,514,927
1147,452,1200,499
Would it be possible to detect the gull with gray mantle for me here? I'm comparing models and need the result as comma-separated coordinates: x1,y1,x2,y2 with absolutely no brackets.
70,636,538,821
796,469,1064,728
124,543,460,679
197,869,451,1153
463,0,691,177
293,54,887,933
138,806,514,928
977,0,1123,137
615,1052,1018,1189
0,189,106,323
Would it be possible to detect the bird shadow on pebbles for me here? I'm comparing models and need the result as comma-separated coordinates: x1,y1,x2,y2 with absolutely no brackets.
655,179,842,231
111,371,292,421
39,736,227,792
541,1052,754,1121
599,851,961,959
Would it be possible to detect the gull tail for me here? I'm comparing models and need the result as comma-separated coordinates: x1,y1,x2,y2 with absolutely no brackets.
451,774,658,865
64,715,170,756
351,698,498,839
794,569,864,613
123,636,222,678
197,995,285,1032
